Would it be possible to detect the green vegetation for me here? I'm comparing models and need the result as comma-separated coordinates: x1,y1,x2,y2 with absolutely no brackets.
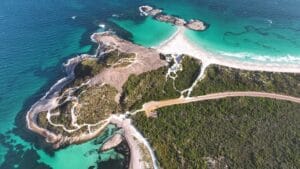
71,54,201,114
77,84,118,124
129,63,300,168
121,67,177,110
37,48,300,165
50,101,75,130
126,58,300,168
72,50,135,86
37,49,136,136
37,111,50,130
121,56,201,110
192,65,300,97
174,56,201,91
37,111,70,136
73,58,105,85
103,50,135,67
133,98,300,169
37,84,118,136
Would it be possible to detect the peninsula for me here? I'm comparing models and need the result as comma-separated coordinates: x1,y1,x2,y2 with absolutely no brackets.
26,10,300,169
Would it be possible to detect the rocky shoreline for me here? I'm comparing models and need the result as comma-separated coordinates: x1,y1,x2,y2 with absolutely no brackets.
139,5,207,31
25,31,164,169
101,133,123,152
26,31,166,148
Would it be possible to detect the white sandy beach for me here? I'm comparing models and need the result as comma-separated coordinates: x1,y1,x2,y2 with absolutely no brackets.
157,27,300,73
110,115,159,169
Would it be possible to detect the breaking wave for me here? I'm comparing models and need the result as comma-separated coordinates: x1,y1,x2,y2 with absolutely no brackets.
218,51,300,65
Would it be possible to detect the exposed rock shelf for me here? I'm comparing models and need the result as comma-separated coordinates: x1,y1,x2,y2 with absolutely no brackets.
101,133,124,152
139,5,207,31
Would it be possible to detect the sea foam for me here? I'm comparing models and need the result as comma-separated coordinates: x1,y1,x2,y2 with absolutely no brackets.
218,51,300,64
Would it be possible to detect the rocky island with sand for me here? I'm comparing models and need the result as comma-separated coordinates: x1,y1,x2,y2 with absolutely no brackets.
25,6,300,169
139,5,207,31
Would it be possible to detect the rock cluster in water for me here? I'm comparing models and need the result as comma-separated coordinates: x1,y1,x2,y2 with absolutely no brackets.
139,5,207,31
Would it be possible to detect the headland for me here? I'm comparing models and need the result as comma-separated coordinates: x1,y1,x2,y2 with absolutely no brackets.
26,9,300,169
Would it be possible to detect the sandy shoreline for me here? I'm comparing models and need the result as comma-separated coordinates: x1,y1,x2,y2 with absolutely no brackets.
157,27,300,73
110,115,159,169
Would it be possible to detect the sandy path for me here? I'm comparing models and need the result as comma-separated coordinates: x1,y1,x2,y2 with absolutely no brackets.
142,91,300,116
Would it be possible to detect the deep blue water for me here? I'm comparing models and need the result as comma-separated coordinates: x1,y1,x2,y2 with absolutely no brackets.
0,0,142,168
0,0,300,168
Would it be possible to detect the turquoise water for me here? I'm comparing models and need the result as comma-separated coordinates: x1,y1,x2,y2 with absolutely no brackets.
0,0,137,168
112,17,176,47
36,125,125,169
147,0,300,62
1,0,300,168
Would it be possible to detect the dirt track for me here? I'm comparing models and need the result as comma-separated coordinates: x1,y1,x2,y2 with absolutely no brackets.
142,91,300,116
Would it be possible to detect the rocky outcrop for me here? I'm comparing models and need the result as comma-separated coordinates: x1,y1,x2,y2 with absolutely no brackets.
155,14,186,26
101,133,124,152
186,19,207,31
139,5,162,16
139,5,207,31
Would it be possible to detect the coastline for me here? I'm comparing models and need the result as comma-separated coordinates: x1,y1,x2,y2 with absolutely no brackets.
25,31,163,169
26,56,83,146
157,27,300,73
25,31,166,147
110,115,159,169
25,26,300,168
25,55,114,148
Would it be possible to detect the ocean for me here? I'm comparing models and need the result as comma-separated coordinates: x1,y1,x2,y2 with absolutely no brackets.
0,0,299,168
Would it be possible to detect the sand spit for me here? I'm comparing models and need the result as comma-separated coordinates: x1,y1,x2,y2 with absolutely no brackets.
157,27,300,73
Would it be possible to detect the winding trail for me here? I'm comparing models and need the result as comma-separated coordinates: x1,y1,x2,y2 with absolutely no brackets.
141,91,300,116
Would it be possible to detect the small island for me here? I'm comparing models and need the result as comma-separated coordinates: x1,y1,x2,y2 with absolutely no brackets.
139,5,207,31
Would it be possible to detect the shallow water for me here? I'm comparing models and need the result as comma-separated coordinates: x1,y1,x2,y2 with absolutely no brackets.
147,0,300,63
112,17,177,47
1,0,300,168
36,125,124,169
